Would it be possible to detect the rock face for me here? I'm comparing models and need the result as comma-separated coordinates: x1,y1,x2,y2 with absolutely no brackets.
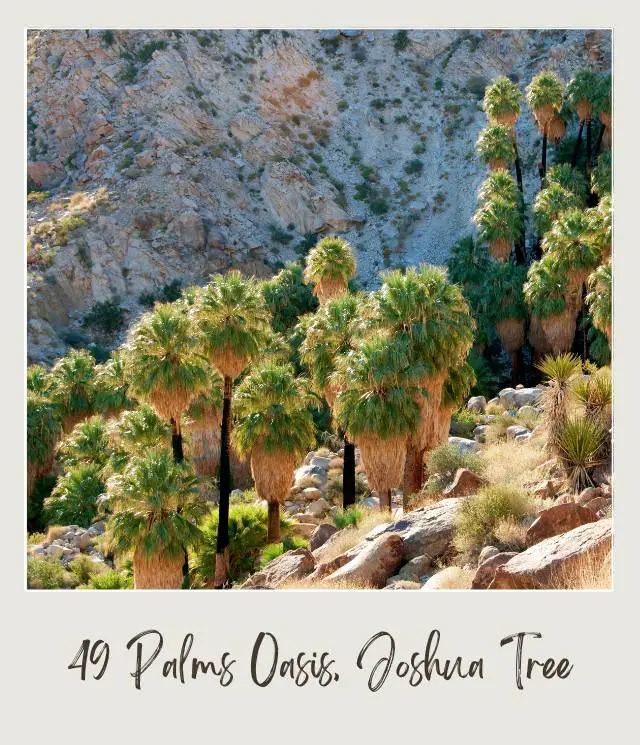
491,519,612,589
442,468,486,498
243,548,315,588
380,498,461,560
525,502,598,547
323,533,404,588
26,29,610,363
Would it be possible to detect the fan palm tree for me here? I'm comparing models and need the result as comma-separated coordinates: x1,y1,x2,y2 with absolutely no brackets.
48,349,97,432
567,69,601,170
591,152,612,199
126,303,208,463
595,73,612,151
115,404,172,453
107,451,205,589
533,183,583,237
586,261,612,345
27,391,61,497
190,270,272,588
472,196,522,261
57,415,112,470
526,71,564,179
94,351,133,416
545,163,589,202
435,361,477,446
298,293,368,507
374,266,474,495
483,76,521,128
332,335,424,510
183,370,224,479
27,364,52,395
477,169,520,206
547,100,571,145
232,363,316,543
303,236,357,305
475,125,515,171
44,463,105,528
585,195,612,261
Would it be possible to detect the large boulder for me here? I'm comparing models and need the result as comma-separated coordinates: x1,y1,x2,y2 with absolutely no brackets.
443,468,487,498
491,519,612,589
309,523,338,551
307,497,331,517
380,498,461,560
397,554,434,582
471,551,518,589
448,436,480,454
242,548,315,589
506,425,529,440
498,387,543,409
467,396,487,413
525,502,598,547
323,533,404,588
420,566,468,590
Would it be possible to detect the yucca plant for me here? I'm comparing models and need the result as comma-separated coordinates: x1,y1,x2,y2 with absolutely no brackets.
27,391,62,497
567,69,601,168
526,70,564,177
533,183,583,237
332,335,424,509
106,450,205,589
473,196,522,261
48,349,97,432
303,236,357,305
483,76,521,127
190,270,272,588
536,352,583,455
586,261,612,345
475,125,515,170
573,365,612,427
557,415,607,491
545,163,589,202
232,363,316,543
44,463,105,528
477,169,520,206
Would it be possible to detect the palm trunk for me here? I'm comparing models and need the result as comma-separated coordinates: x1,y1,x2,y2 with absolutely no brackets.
170,418,189,583
267,501,280,544
403,444,424,498
214,376,233,589
512,133,526,264
342,434,356,508
511,351,520,387
595,122,605,157
586,117,593,176
572,120,584,167
381,489,392,512
541,124,548,182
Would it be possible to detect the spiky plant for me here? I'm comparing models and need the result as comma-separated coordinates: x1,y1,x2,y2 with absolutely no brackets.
573,365,612,427
94,351,133,416
472,196,522,261
106,450,205,589
126,303,208,463
591,151,612,198
586,261,612,345
527,70,564,177
533,183,583,237
27,391,62,497
183,369,224,478
48,349,97,432
475,125,515,170
536,353,583,455
190,270,272,588
57,416,112,470
332,335,424,509
545,164,589,202
483,76,521,127
232,363,315,542
477,169,520,206
44,463,105,528
557,416,607,491
524,255,576,355
542,209,601,295
303,236,357,305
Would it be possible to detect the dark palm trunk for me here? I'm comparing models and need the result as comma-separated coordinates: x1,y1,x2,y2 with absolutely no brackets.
572,120,584,167
512,134,526,264
267,501,280,544
541,125,548,182
342,434,356,508
595,122,605,158
403,444,424,498
381,489,392,512
170,418,189,583
586,118,593,175
511,351,520,387
214,376,233,589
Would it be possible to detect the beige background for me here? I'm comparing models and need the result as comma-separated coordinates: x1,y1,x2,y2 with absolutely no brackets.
5,2,638,742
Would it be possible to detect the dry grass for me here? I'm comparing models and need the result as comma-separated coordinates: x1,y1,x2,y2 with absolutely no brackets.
493,516,528,551
549,551,612,590
313,509,393,564
429,566,475,589
279,576,375,589
482,438,548,490
46,525,69,542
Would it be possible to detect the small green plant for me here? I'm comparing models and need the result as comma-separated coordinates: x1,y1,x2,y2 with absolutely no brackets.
450,408,482,438
120,62,137,83
100,30,115,47
392,30,410,53
85,569,133,589
82,298,125,337
68,554,101,584
337,100,349,112
404,158,424,176
259,535,309,568
27,557,78,589
557,416,607,491
43,465,105,528
137,39,167,63
332,506,364,529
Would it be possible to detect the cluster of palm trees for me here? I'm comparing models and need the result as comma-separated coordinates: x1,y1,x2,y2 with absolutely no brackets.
468,67,612,381
27,235,478,588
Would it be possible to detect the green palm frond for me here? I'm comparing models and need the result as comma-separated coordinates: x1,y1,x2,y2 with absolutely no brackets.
27,391,62,467
303,236,357,286
94,351,134,415
586,261,612,339
473,196,523,245
585,195,612,258
116,404,172,451
542,209,601,273
524,255,569,318
533,183,583,236
475,125,514,164
483,261,528,323
27,364,52,395
566,69,601,120
526,70,564,122
48,349,97,425
44,464,105,528
591,151,612,198
536,352,583,385
545,164,589,202
477,169,520,206
483,76,521,124
594,73,611,117
58,416,111,469
441,360,477,410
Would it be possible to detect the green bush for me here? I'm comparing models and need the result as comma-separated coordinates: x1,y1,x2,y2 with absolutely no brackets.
404,159,424,176
43,464,105,528
392,30,410,52
425,443,485,494
68,554,101,584
27,557,78,589
450,408,482,438
259,535,309,568
84,570,133,589
557,416,607,491
453,484,530,558
137,39,167,63
332,506,364,529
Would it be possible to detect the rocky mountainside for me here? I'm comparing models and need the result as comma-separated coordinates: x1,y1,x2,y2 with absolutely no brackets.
26,29,611,363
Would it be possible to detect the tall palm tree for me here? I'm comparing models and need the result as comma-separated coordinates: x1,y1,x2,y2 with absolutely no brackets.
27,364,52,395
298,293,368,507
107,451,205,589
526,71,564,179
435,361,477,445
472,196,523,261
595,74,612,151
232,363,316,543
48,349,97,432
44,463,105,528
585,194,612,261
190,271,272,588
586,261,612,345
567,69,601,171
374,266,474,495
27,390,61,497
114,404,172,453
477,169,520,206
332,335,424,510
94,351,133,417
533,182,583,237
183,370,224,479
545,163,589,202
475,125,515,171
126,303,208,463
57,415,112,470
591,152,612,200
303,236,357,305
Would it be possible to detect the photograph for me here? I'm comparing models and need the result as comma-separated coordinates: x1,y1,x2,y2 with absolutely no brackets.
26,27,612,591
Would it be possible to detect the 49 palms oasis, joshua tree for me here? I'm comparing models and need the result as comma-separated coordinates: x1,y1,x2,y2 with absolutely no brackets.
232,363,315,543
191,271,272,588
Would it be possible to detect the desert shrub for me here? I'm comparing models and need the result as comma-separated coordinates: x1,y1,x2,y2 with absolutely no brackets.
556,416,607,491
68,554,101,584
485,400,504,415
572,366,612,425
28,531,46,545
427,443,485,480
454,484,530,559
193,504,292,584
393,30,410,52
404,158,424,175
27,557,78,589
43,464,105,528
493,516,528,551
259,535,309,568
485,413,519,442
450,408,482,438
515,407,540,431
137,39,167,63
332,505,364,529
85,570,133,589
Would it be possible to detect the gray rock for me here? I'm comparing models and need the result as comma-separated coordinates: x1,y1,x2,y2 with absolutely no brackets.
398,554,434,581
506,425,529,440
467,395,487,413
360,495,380,509
380,498,461,560
301,487,323,501
309,523,338,551
499,387,544,408
478,545,500,564
324,533,404,588
448,436,480,453
473,425,487,443
307,497,331,517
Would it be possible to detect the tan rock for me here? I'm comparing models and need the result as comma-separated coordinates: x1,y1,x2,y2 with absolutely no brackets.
525,502,597,547
309,523,338,552
323,533,404,588
443,468,486,498
472,551,517,589
242,548,315,588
